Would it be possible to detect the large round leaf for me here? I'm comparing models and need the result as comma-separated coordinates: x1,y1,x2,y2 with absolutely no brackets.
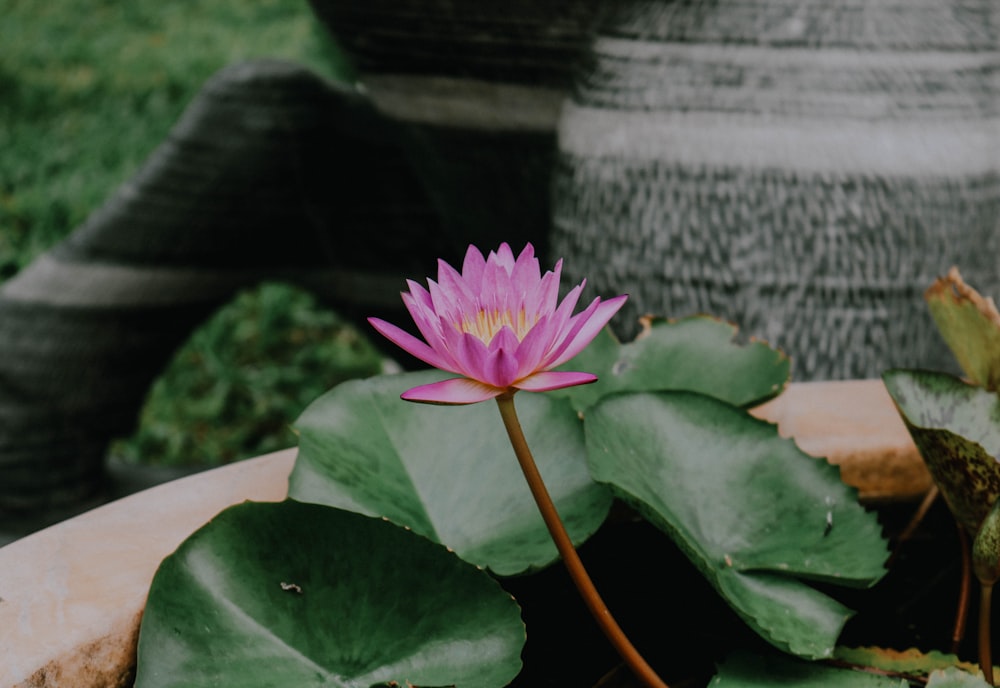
554,317,789,412
289,370,612,575
135,500,525,688
883,369,1000,535
585,391,888,659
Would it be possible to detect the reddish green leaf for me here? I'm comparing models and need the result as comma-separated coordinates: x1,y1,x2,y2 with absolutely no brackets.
883,369,1000,535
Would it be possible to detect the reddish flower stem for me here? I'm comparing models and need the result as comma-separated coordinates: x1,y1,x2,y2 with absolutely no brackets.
954,523,972,654
496,393,669,688
981,583,995,686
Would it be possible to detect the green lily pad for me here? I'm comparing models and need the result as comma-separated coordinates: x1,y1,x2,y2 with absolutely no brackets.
710,652,907,687
289,370,612,575
554,316,790,412
925,268,1000,391
882,369,1000,535
585,392,888,658
135,500,525,688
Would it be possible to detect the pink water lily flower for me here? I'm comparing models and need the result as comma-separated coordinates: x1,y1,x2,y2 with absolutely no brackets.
368,243,628,404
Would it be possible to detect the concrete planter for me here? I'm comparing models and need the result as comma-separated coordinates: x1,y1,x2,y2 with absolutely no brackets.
0,380,925,687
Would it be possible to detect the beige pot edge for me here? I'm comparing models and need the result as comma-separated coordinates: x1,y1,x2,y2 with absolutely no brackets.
0,379,928,687
0,449,296,688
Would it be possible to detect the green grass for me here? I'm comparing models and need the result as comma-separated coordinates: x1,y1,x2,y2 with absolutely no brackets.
1,0,352,275
2,0,385,466
111,283,384,467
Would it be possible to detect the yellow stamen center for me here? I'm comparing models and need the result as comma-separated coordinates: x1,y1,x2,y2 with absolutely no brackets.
459,308,538,343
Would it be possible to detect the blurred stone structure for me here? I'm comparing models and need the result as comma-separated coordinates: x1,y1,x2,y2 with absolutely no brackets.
2,0,998,510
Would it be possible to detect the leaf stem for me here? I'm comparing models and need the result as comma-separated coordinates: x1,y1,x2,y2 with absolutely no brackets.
495,393,669,688
954,524,972,654
981,582,994,686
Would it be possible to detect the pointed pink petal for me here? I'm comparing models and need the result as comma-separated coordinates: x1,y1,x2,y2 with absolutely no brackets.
402,377,505,405
512,314,554,378
510,244,541,294
524,261,561,316
455,332,493,384
551,294,600,349
547,294,628,368
368,317,457,372
439,320,470,368
480,257,513,313
515,370,598,392
487,328,521,387
492,243,516,272
547,282,584,341
401,293,466,372
436,258,477,311
402,281,439,328
485,347,519,388
461,245,486,290
402,290,444,343
488,325,519,352
405,278,433,307
428,278,462,321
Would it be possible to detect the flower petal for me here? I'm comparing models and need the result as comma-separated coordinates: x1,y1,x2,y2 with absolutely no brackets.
428,278,462,321
546,281,584,343
461,245,487,290
489,325,520,353
515,370,598,392
541,289,600,366
401,377,505,405
402,288,444,343
436,258,477,312
368,317,457,372
439,320,470,369
481,256,513,314
547,294,629,368
492,243,516,272
455,332,493,384
487,330,521,387
524,260,561,317
510,243,540,295
512,313,555,378
370,243,625,402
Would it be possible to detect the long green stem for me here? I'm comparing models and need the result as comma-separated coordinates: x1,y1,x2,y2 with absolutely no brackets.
981,583,994,686
496,393,669,688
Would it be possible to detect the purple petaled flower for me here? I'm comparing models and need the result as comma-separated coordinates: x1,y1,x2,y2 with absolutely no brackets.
368,243,628,404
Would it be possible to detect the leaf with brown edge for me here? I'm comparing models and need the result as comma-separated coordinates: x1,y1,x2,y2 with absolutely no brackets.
925,267,1000,391
834,646,985,679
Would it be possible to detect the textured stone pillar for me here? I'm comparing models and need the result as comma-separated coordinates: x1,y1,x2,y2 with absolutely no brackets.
552,0,1000,380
